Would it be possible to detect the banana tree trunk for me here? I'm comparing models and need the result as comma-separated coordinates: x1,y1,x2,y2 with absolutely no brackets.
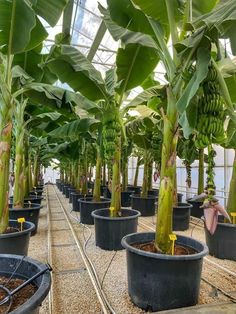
155,87,178,253
28,154,33,192
122,161,128,192
88,165,93,183
75,163,81,191
141,150,150,198
33,151,39,187
0,114,12,233
93,147,101,202
81,158,88,195
148,160,153,191
110,138,121,216
227,149,236,215
24,136,30,198
102,162,106,186
198,148,204,195
133,156,140,187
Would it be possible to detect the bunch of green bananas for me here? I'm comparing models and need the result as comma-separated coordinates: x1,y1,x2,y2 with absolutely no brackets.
195,64,225,149
206,145,216,200
102,101,121,162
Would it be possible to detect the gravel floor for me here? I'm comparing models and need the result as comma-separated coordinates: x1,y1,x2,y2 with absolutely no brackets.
27,186,236,314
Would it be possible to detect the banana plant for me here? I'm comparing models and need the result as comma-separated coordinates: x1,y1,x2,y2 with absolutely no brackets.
0,0,68,232
105,0,236,253
45,21,160,216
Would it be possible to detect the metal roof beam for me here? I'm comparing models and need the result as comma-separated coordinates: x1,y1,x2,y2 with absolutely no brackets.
62,0,74,36
87,21,107,62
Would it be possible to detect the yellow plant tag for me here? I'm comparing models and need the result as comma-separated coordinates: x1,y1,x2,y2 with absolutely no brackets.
109,207,115,217
169,234,177,256
231,212,236,224
17,217,25,232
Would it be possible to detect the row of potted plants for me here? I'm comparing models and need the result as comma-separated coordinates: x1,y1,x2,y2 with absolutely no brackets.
1,0,236,312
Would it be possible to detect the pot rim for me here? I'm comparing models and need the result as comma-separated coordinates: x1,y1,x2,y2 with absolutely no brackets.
130,194,157,200
92,208,141,221
205,222,236,230
9,205,42,211
79,197,111,204
0,220,35,239
122,232,208,260
173,202,193,209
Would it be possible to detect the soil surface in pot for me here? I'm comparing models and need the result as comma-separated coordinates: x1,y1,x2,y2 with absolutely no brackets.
133,240,197,255
0,276,36,314
3,227,19,234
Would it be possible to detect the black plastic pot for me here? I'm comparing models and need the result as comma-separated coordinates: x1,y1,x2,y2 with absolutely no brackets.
79,198,111,225
0,254,51,314
58,182,63,191
173,202,192,231
131,195,157,216
9,203,41,236
100,185,107,196
0,220,35,255
121,191,134,207
121,232,208,312
62,184,70,195
103,186,111,199
29,189,43,197
71,192,92,212
148,189,159,197
65,185,73,198
69,188,77,203
178,193,183,203
187,199,204,218
205,223,236,261
9,196,44,206
92,208,140,250
127,186,141,194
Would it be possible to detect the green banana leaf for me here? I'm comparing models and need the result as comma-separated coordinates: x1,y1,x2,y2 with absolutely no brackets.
47,45,110,101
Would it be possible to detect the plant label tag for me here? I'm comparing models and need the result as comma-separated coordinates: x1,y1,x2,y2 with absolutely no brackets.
17,218,25,223
169,234,177,241
231,212,236,224
18,217,25,232
169,234,177,256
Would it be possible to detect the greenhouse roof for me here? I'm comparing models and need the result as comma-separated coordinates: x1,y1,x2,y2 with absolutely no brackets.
43,0,118,73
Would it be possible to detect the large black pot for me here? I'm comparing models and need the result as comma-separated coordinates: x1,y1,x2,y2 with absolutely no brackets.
121,191,134,207
9,203,41,236
29,188,43,197
79,198,111,225
177,193,183,203
103,186,111,199
9,196,43,206
100,185,107,196
71,192,92,212
65,185,73,198
187,199,204,218
0,254,51,314
131,195,157,216
68,188,77,203
62,184,70,195
121,232,208,312
127,186,141,194
58,182,63,191
148,189,159,197
205,223,236,261
173,203,192,231
92,208,140,250
0,220,35,255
